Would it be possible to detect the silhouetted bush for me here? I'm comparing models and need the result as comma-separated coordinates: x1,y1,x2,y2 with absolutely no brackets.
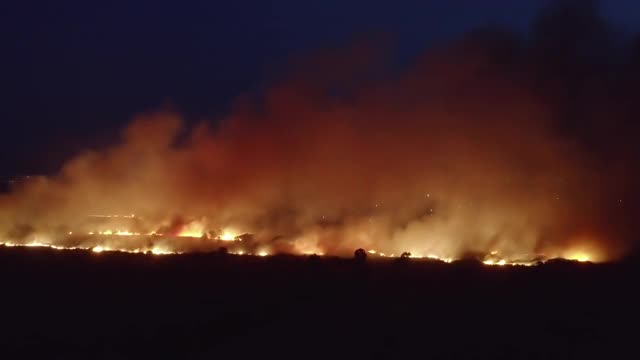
354,248,367,262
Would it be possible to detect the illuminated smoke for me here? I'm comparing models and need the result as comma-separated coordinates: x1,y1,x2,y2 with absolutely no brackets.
0,27,633,263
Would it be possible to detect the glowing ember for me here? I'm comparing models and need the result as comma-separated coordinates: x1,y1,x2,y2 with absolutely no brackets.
483,259,508,266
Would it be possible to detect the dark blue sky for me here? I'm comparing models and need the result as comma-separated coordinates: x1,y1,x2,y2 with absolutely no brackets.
1,0,639,174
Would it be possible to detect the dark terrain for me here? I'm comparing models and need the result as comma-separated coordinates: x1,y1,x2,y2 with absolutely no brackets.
1,246,638,359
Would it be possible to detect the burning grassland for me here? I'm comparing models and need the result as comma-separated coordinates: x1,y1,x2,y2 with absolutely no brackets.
0,215,599,266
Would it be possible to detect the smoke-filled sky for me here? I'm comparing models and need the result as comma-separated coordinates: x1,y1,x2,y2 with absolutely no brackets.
2,0,640,174
0,1,639,260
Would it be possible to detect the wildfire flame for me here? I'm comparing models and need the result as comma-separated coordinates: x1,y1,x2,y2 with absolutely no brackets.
0,235,599,265
0,214,604,264
219,231,237,241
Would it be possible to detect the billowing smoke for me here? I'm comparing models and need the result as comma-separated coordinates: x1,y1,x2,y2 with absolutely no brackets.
1,2,637,262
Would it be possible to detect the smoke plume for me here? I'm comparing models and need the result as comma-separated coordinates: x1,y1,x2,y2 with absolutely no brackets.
1,2,638,262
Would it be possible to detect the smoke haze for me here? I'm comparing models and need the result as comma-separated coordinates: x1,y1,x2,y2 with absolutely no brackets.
1,2,638,262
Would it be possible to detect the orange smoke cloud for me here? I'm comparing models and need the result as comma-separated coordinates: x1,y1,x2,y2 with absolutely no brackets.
0,40,627,262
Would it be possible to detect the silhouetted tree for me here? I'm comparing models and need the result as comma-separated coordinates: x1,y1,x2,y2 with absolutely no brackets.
307,253,321,267
400,252,411,259
354,248,367,262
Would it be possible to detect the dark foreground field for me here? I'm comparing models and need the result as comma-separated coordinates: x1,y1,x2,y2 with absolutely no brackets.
1,247,639,359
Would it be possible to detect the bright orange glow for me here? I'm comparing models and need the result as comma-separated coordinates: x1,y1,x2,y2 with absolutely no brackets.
0,234,603,265
177,230,204,238
567,253,591,262
151,247,172,255
219,230,237,241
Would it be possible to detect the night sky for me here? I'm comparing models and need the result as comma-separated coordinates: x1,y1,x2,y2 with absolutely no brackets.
2,0,640,174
